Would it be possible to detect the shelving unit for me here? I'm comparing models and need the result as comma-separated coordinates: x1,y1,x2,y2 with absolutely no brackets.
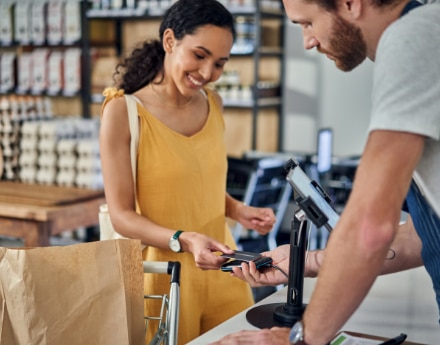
84,10,165,107
214,2,286,155
0,0,90,181
0,0,88,117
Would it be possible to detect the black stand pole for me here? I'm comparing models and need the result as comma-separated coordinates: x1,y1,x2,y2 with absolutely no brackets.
273,209,308,323
246,209,308,328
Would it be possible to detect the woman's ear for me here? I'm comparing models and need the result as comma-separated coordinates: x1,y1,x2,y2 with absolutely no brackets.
163,28,176,53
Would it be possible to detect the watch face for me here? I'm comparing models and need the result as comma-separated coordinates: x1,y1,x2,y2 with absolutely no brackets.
169,238,181,252
289,321,304,343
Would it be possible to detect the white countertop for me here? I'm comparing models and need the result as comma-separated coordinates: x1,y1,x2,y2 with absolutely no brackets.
187,280,314,345
187,267,440,344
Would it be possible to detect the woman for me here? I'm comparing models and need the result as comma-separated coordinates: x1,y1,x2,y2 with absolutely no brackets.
99,0,276,343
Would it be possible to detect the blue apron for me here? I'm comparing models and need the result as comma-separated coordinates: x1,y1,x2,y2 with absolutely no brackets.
398,0,440,321
405,181,440,321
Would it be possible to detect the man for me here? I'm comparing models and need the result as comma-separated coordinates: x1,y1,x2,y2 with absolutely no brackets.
210,0,440,344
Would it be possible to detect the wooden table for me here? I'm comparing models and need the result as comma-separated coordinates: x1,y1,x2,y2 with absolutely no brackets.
0,182,105,247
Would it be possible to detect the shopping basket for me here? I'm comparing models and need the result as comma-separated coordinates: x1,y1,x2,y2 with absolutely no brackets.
143,261,181,345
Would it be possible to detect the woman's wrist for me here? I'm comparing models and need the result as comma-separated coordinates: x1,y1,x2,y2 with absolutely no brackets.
226,199,245,220
177,231,192,253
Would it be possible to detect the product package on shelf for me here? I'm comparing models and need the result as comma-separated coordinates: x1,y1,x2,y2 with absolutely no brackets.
17,53,32,94
63,48,81,96
0,1,14,46
31,0,46,45
0,52,16,93
63,0,82,45
47,0,64,45
14,1,31,45
31,49,50,95
47,51,64,95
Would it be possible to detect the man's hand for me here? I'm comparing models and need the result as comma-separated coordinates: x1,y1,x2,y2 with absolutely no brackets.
229,245,291,287
229,245,323,287
208,327,291,345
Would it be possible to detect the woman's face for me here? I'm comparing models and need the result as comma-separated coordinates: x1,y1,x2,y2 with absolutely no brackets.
164,25,234,96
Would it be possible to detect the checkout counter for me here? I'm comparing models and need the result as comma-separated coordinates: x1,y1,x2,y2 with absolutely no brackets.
187,267,439,344
199,152,439,344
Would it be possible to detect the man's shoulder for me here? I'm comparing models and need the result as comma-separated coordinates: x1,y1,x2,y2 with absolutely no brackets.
378,3,440,58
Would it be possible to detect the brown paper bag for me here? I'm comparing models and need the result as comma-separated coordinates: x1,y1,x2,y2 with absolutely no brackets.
0,239,145,345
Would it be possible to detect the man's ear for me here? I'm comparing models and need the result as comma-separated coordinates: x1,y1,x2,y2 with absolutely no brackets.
163,28,176,53
341,0,362,18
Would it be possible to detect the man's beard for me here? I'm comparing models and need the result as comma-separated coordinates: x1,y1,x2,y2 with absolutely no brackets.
320,15,367,72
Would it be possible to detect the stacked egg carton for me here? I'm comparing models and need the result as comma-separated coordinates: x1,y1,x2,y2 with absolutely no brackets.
0,99,21,180
2,96,52,181
55,118,84,187
56,138,78,187
17,116,102,188
36,119,77,185
19,121,41,183
56,118,101,189
75,118,102,189
75,138,103,190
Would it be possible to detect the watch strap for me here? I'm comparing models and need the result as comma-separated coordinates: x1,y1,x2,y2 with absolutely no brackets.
170,230,184,253
172,230,183,240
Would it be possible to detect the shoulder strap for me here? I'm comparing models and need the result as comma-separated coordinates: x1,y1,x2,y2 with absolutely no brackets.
400,0,423,17
124,94,139,201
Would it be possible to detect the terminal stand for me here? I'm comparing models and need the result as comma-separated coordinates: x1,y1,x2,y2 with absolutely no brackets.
246,159,338,329
246,209,308,328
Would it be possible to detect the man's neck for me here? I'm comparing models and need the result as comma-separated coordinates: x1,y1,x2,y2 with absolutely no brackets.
364,0,413,61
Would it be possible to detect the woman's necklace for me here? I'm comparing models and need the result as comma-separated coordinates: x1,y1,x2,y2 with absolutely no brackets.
150,84,194,109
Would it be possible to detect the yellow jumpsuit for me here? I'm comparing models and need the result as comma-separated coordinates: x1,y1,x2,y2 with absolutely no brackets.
102,88,254,345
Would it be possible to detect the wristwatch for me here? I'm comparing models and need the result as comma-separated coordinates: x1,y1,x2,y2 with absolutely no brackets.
169,230,184,253
289,320,304,344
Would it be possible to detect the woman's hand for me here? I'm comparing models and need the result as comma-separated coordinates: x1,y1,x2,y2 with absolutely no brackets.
179,232,234,270
234,203,276,235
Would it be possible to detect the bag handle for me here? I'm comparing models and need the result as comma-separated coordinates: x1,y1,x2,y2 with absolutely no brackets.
124,94,139,203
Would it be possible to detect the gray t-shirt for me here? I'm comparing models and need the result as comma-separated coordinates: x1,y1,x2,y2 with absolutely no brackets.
369,1,440,217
